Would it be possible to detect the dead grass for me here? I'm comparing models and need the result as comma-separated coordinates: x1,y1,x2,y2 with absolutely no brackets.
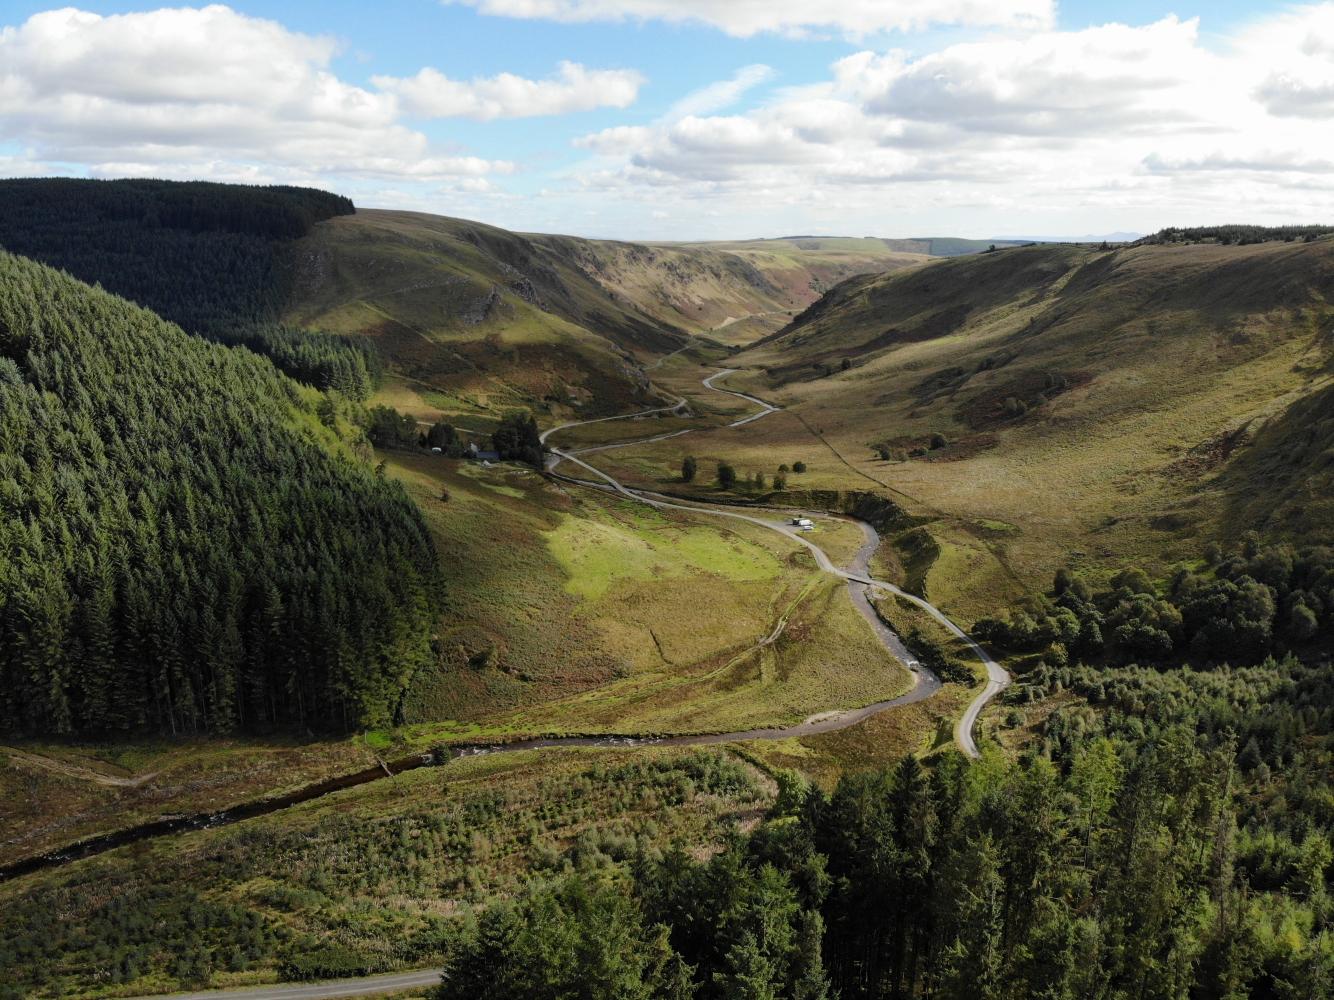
1,737,381,866
703,241,1334,613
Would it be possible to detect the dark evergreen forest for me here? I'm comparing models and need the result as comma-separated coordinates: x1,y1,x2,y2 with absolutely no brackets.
435,653,1331,1000
1142,225,1334,245
0,178,376,397
0,252,442,734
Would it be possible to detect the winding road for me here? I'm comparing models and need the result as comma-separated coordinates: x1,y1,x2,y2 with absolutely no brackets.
57,367,1009,1000
127,969,448,1000
540,368,1008,758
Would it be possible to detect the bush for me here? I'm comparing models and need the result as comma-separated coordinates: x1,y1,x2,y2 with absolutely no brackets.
282,944,379,981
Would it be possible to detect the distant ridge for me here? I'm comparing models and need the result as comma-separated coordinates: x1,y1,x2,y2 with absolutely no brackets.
993,232,1143,243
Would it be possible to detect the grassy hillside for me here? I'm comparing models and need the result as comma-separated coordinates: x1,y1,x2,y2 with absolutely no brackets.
532,234,927,345
746,239,1334,594
573,240,1334,619
380,453,910,739
0,252,441,735
0,182,929,427
286,213,930,430
284,210,689,423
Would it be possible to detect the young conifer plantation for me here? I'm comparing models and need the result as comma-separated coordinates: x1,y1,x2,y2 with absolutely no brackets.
0,251,442,734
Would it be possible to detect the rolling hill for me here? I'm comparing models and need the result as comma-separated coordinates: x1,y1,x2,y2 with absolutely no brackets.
281,209,689,422
282,212,930,425
563,238,1334,621
0,182,1014,435
736,238,1334,596
528,234,928,345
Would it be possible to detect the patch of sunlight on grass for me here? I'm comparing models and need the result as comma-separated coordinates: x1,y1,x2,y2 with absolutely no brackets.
546,511,782,602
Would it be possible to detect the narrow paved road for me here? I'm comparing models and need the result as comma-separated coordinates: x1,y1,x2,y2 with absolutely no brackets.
106,368,1008,1000
701,368,780,426
129,968,445,1000
543,368,1009,757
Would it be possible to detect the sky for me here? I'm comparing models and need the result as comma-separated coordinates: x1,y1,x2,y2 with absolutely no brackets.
1,1,1331,239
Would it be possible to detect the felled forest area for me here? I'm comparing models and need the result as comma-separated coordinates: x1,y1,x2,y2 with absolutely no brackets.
0,252,442,734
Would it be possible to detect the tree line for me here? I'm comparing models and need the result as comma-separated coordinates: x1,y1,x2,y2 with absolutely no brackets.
1141,225,1334,246
974,537,1334,668
366,408,544,467
0,178,374,397
432,536,1330,999
0,252,442,734
682,457,806,491
436,692,1330,998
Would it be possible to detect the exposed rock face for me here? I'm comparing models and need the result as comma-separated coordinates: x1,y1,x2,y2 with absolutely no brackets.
461,285,501,325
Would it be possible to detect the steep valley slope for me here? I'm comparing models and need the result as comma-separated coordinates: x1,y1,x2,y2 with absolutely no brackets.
723,238,1334,612
284,212,928,426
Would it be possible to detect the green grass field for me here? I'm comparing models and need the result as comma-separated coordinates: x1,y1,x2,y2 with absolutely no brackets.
386,452,911,737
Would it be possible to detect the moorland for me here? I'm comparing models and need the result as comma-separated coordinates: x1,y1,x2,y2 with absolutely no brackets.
0,180,1329,999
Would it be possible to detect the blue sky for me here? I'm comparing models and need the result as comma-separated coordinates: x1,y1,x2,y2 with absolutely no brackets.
1,2,1330,238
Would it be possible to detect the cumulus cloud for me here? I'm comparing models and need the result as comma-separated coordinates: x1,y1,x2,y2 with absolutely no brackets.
6,2,1334,238
0,5,631,184
851,17,1218,136
1247,5,1334,118
373,61,643,120
0,6,412,171
443,0,1055,37
565,5,1334,235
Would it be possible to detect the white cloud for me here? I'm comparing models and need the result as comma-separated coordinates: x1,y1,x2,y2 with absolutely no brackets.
0,5,619,185
373,61,643,120
573,124,653,155
851,17,1218,136
561,5,1334,237
1246,5,1334,118
666,64,774,118
6,2,1334,239
443,0,1055,37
